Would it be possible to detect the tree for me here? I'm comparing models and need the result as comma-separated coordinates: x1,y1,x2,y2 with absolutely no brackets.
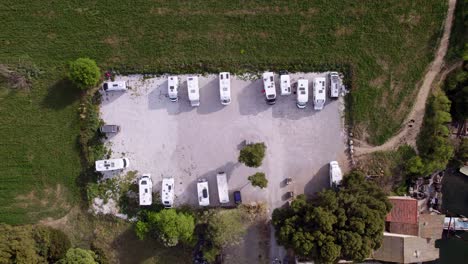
68,58,101,90
248,172,268,188
206,210,247,248
405,155,425,179
238,142,266,167
272,171,392,263
135,209,195,247
57,248,98,264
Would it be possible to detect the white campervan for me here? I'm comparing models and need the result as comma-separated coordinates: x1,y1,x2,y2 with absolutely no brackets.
219,72,231,105
161,177,174,208
216,172,229,204
187,76,200,107
197,178,210,206
168,76,179,102
280,74,291,95
263,72,276,105
139,174,153,206
313,77,326,110
95,158,129,172
329,72,340,98
329,161,343,188
102,81,127,92
296,79,309,109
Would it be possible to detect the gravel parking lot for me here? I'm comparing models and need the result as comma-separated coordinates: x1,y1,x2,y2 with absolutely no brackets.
100,73,348,209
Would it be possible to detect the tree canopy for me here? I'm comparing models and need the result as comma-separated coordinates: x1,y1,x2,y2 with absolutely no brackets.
135,209,195,247
272,171,392,263
238,142,266,167
68,58,101,90
57,248,98,264
248,172,268,189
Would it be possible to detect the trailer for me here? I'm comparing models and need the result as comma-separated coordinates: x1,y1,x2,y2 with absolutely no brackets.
296,79,309,109
263,72,277,105
329,161,343,188
187,76,200,107
168,76,179,102
313,77,326,110
216,172,230,204
329,72,340,98
102,81,127,92
197,178,210,206
95,158,129,172
139,174,153,206
280,73,291,95
161,177,174,208
219,72,231,105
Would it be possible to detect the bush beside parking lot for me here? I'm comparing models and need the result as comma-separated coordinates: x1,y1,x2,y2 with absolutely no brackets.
238,142,266,168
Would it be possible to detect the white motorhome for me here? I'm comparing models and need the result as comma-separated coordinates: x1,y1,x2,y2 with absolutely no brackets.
168,76,179,102
280,74,291,95
313,77,326,110
329,72,340,98
216,172,229,204
187,76,200,107
161,177,174,208
102,81,127,92
219,72,231,105
329,161,343,188
263,72,277,105
296,79,309,109
197,178,210,206
95,158,129,172
139,174,153,206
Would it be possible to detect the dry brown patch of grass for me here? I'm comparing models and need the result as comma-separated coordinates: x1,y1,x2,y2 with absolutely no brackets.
102,35,128,48
335,26,354,37
149,7,170,15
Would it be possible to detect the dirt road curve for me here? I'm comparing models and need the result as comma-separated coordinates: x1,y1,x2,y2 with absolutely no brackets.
355,0,457,156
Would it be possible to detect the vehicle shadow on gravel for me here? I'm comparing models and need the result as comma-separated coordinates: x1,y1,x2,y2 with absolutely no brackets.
237,79,270,116
304,164,329,196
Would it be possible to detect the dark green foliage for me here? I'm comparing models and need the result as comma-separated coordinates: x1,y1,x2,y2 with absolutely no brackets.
57,248,98,264
404,155,426,179
417,92,455,173
135,209,195,247
248,172,268,188
443,67,468,122
79,91,105,166
68,58,101,90
238,143,266,168
272,171,391,263
454,138,468,167
0,224,71,263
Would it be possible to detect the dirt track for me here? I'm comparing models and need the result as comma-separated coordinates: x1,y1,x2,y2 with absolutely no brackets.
355,0,457,156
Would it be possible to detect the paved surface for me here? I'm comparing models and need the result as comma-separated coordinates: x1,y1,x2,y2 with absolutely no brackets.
100,73,348,261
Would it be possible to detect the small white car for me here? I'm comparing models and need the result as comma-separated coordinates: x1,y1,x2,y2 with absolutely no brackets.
168,76,179,102
95,158,129,172
219,72,231,105
102,81,127,92
197,178,210,206
139,174,153,206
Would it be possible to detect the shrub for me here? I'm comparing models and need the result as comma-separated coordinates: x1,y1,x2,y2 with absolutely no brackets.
248,172,268,189
238,142,266,167
68,58,101,90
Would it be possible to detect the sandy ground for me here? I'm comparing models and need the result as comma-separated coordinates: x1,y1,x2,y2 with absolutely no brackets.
100,72,348,262
354,0,456,156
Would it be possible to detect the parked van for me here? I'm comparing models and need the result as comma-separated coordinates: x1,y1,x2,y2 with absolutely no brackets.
329,161,343,188
313,77,326,110
161,177,174,208
102,81,127,92
263,72,277,105
233,191,242,205
280,72,291,95
168,76,179,102
329,72,340,98
187,76,200,107
100,124,120,134
95,158,129,172
216,172,230,204
197,178,210,206
139,174,152,206
296,79,309,109
219,72,231,105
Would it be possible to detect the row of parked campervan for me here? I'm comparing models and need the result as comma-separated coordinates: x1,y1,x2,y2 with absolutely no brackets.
197,172,242,207
269,71,342,109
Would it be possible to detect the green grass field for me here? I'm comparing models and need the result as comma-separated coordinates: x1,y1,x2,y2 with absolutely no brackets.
0,0,447,223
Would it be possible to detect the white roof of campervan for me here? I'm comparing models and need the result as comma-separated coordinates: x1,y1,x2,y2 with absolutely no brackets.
330,72,340,98
297,79,309,103
263,72,276,98
139,174,153,206
280,74,291,95
168,76,179,99
219,72,231,104
197,179,210,206
329,161,343,187
161,177,174,208
216,172,230,204
313,77,326,110
95,158,129,172
187,76,199,103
